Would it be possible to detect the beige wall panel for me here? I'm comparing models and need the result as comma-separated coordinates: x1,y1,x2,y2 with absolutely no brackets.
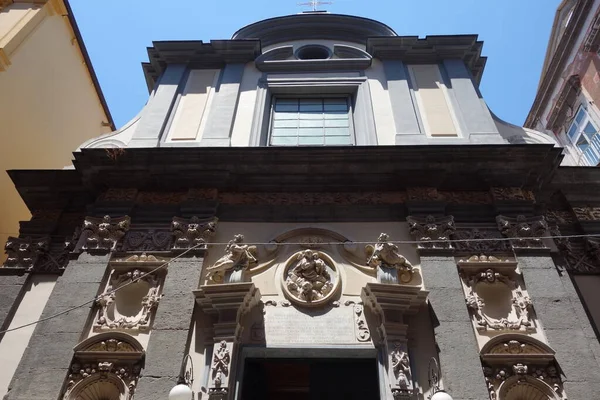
409,64,458,137
0,275,57,396
366,58,395,145
167,69,217,141
0,13,112,259
230,63,261,146
0,3,42,58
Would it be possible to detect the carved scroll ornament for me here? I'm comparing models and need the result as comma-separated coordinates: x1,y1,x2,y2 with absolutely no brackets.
2,236,49,270
496,215,548,250
366,233,414,283
407,215,455,250
463,269,535,332
94,269,161,332
81,215,130,252
172,216,218,250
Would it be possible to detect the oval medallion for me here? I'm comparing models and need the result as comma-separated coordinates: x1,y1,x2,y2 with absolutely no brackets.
281,250,340,307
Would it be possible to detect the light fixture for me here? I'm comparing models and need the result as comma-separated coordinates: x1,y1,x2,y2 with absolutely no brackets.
428,357,453,400
169,354,194,400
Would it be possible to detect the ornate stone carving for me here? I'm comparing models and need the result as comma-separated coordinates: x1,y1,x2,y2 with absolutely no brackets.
490,187,535,202
136,191,187,204
483,363,565,400
572,206,600,221
218,191,407,205
345,301,371,342
553,233,600,274
462,269,535,332
206,234,257,283
2,236,49,270
188,188,218,201
496,215,548,250
407,187,440,201
366,233,414,283
453,227,511,253
64,362,141,400
211,341,231,393
171,216,218,250
282,250,340,307
545,210,575,225
390,343,413,398
85,339,136,353
94,269,162,332
407,215,455,250
440,191,492,204
80,215,130,252
98,188,138,202
120,228,172,252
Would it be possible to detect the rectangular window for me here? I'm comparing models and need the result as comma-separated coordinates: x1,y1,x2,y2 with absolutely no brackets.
270,97,354,146
566,106,600,166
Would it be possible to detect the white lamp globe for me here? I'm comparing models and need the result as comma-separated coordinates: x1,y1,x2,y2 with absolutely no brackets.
431,390,453,400
168,384,193,400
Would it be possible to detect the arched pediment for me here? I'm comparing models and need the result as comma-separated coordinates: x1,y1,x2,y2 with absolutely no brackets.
498,376,562,400
74,332,145,362
255,44,372,72
481,334,555,364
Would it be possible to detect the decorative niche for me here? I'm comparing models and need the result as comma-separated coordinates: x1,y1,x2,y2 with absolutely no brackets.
94,254,167,332
458,255,537,333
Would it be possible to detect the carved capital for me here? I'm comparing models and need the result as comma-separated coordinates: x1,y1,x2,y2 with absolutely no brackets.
79,216,131,253
171,216,218,251
406,215,455,251
2,236,49,271
496,215,548,251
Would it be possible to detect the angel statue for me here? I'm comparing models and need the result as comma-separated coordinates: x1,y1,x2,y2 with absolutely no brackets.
206,234,257,283
366,233,413,284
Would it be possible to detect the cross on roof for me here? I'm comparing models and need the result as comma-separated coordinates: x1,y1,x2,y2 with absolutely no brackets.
298,0,333,12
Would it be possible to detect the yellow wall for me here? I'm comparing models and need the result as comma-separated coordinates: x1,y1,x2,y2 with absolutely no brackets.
0,1,112,260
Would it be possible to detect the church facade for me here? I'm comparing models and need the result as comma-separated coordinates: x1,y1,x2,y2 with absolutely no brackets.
2,12,600,400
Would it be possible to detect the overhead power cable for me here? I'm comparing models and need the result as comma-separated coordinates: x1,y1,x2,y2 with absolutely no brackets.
0,231,599,336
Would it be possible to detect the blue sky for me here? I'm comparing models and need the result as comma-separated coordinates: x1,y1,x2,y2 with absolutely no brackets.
69,0,560,129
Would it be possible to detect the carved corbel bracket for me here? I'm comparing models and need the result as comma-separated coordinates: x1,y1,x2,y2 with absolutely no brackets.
496,215,549,253
406,215,455,254
171,216,218,253
2,236,49,271
78,215,131,253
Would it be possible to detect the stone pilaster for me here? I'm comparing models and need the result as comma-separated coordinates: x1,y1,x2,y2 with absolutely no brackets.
0,273,28,334
518,256,600,398
4,253,110,400
361,283,427,400
194,282,260,400
134,256,204,400
407,213,488,399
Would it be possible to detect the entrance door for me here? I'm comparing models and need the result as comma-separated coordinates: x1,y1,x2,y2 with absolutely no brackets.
241,358,380,400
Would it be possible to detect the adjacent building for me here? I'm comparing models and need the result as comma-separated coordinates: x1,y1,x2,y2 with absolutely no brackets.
526,0,600,166
0,0,114,262
3,10,600,400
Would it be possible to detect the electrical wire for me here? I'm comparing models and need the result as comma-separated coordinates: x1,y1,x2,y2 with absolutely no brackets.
1,231,599,336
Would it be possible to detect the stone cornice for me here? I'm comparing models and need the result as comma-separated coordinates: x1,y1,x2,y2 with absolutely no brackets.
525,0,594,128
142,40,261,91
366,35,487,84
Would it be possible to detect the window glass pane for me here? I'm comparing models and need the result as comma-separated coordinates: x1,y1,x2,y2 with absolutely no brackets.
576,135,590,151
299,112,323,120
325,119,349,128
271,136,298,146
299,99,323,112
567,123,578,140
271,128,298,137
299,119,324,128
323,98,348,112
583,122,598,138
324,127,350,136
299,136,325,145
298,128,324,136
273,119,298,128
274,99,298,112
274,111,298,120
326,135,353,145
575,108,587,124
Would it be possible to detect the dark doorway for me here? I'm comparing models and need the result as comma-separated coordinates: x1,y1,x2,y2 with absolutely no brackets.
241,358,380,400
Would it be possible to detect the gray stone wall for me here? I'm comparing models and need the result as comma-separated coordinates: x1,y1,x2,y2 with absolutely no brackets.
3,253,109,400
134,256,203,400
0,275,28,334
519,256,600,398
420,255,489,400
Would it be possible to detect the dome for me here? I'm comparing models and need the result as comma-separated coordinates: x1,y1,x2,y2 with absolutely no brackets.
232,13,397,47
